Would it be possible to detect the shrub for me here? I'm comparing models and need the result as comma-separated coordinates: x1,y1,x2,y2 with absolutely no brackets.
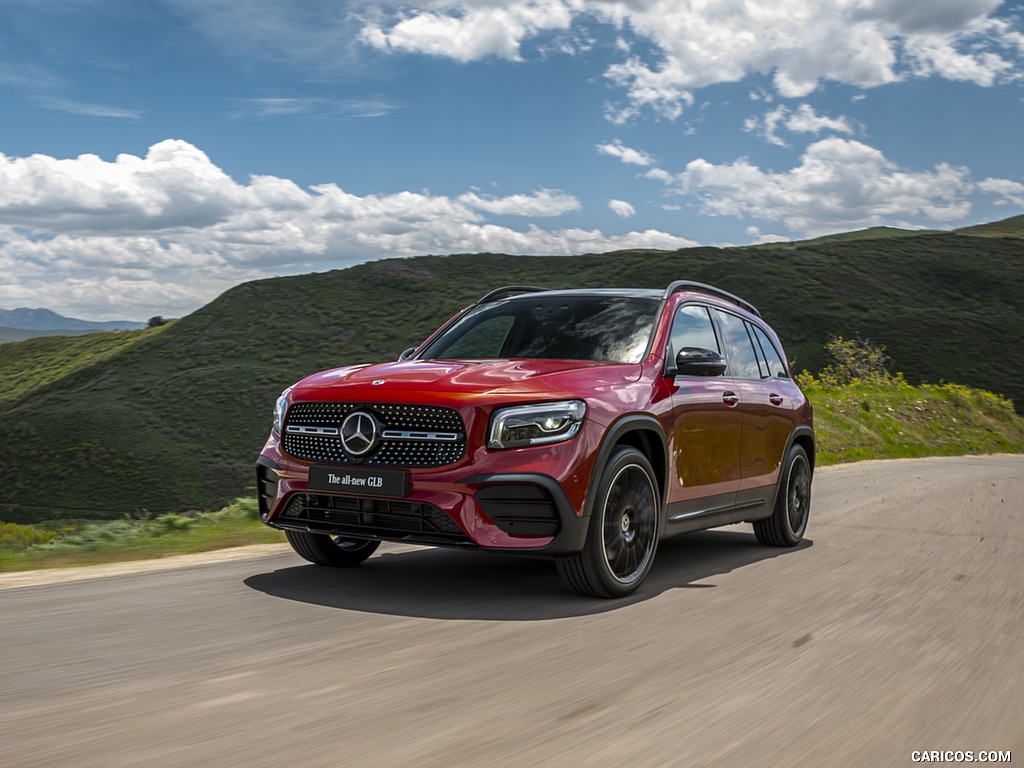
31,520,141,552
205,498,259,523
151,514,196,533
819,335,892,386
0,522,59,552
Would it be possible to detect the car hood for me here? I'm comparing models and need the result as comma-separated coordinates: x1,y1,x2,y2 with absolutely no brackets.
291,358,642,402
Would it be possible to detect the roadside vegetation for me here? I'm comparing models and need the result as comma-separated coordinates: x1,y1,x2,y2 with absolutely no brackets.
0,499,284,572
800,338,1024,464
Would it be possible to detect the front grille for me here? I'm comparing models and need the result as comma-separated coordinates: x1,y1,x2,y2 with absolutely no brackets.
277,493,470,544
282,402,466,468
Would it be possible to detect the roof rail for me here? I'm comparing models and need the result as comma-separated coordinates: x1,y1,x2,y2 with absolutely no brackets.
663,280,761,317
477,285,550,304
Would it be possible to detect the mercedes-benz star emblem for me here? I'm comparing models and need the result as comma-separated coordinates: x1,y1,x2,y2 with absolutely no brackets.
340,411,379,456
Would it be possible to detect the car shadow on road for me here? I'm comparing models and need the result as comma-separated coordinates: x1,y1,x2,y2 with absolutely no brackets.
244,529,813,621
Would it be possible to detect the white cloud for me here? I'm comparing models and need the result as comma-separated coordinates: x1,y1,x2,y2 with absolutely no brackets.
0,139,695,320
458,189,580,216
785,104,855,135
674,137,974,237
978,177,1024,207
745,104,854,147
596,140,654,167
37,97,144,120
902,22,1017,86
357,1,1022,119
856,0,1004,35
745,226,791,244
359,2,575,62
161,0,367,71
228,98,399,119
608,199,636,218
644,167,674,184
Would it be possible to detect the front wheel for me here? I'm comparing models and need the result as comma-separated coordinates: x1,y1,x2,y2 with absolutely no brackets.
285,530,381,566
557,447,660,598
754,444,811,547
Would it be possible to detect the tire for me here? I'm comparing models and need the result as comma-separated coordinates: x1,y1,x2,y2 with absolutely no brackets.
285,530,381,566
754,444,811,547
557,447,660,598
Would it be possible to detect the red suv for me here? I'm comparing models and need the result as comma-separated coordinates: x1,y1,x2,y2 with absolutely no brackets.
256,282,814,597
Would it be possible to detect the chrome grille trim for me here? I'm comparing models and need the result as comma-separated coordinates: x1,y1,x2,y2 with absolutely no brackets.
285,425,340,436
380,430,461,441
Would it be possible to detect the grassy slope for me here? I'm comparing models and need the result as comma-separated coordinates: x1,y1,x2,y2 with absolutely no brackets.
956,214,1024,238
2,223,1022,523
804,377,1024,464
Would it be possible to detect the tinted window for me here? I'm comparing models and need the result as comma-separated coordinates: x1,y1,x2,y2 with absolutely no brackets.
420,296,658,364
751,324,789,379
668,305,719,357
713,309,762,379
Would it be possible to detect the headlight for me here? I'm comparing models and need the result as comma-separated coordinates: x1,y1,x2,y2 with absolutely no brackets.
488,400,586,450
273,390,291,435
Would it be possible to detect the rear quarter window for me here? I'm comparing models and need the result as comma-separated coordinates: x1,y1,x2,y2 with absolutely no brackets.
750,324,789,379
713,309,762,379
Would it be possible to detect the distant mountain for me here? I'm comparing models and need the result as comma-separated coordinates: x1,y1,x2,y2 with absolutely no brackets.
0,307,144,332
0,326,104,344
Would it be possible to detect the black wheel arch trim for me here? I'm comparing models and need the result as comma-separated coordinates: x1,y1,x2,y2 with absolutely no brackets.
767,425,816,510
786,425,816,470
584,414,669,521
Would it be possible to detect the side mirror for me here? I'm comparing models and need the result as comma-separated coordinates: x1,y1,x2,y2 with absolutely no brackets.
675,347,727,377
398,347,417,361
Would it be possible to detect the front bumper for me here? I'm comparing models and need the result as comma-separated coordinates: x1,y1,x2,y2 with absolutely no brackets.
256,435,593,556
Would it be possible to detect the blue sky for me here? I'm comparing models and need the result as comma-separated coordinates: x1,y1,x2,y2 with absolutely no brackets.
1,0,1023,320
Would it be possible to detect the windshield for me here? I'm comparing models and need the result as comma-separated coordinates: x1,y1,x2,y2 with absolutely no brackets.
418,295,659,364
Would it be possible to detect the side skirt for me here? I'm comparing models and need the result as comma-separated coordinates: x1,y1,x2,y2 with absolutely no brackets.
664,487,774,535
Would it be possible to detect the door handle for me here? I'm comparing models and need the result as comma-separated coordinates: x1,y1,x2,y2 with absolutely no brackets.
769,393,784,406
722,392,740,407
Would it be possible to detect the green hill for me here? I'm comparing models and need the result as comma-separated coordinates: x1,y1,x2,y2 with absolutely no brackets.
956,214,1024,238
2,219,1022,523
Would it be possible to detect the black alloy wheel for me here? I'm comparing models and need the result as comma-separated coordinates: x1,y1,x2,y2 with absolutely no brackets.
754,444,812,547
558,446,661,598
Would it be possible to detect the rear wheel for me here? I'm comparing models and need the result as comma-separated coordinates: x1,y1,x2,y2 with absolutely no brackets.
754,444,811,547
558,447,660,598
285,530,380,566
